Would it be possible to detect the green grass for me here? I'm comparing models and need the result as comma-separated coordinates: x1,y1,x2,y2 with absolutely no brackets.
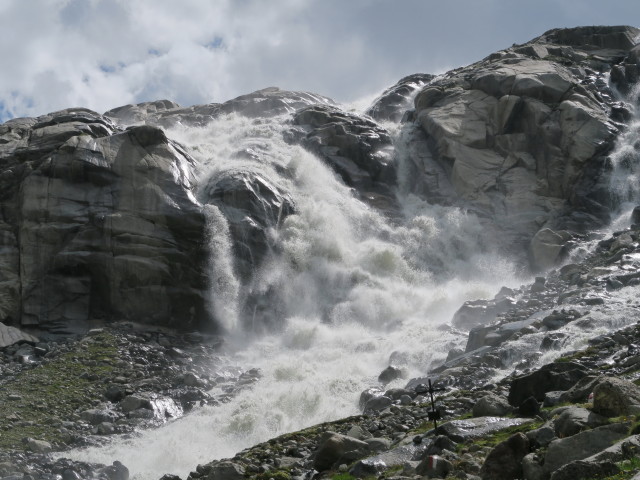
0,332,118,450
468,420,544,450
586,457,640,480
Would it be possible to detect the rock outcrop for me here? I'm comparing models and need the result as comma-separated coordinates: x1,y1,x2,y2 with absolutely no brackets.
403,25,640,265
0,109,211,332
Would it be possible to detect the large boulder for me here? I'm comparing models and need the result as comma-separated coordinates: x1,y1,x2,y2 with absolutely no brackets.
0,110,211,332
508,362,589,407
479,432,530,480
592,377,640,417
543,423,629,475
406,26,639,265
291,104,397,209
366,73,435,122
553,406,609,437
313,432,371,472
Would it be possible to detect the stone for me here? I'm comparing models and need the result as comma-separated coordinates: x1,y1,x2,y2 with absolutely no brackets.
204,461,245,480
313,432,371,472
518,396,541,417
105,385,127,402
543,423,630,475
292,104,396,208
24,437,52,453
526,426,556,449
0,322,39,348
508,362,588,406
472,393,511,417
553,406,608,437
592,377,640,417
437,417,534,443
364,396,392,413
479,433,529,480
119,395,152,413
416,455,452,478
80,408,119,426
367,74,435,122
550,460,619,480
378,366,405,384
100,461,129,480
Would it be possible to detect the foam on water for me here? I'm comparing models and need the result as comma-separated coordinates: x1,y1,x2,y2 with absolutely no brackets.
61,111,526,478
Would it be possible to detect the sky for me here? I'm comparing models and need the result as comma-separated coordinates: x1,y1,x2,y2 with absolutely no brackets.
0,0,639,122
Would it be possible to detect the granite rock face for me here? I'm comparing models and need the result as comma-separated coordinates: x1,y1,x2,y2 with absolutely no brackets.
404,25,640,264
0,110,211,332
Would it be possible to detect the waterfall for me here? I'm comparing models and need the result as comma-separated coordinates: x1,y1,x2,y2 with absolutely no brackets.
60,108,526,479
609,81,640,229
203,204,240,333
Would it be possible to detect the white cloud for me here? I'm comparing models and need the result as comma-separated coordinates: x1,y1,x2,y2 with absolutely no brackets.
0,0,639,121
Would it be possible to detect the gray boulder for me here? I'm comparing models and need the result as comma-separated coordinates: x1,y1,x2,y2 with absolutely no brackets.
550,460,619,480
416,455,453,478
592,377,640,417
292,104,396,209
553,406,608,437
508,362,588,406
543,423,630,475
204,461,245,480
472,392,511,417
366,73,435,122
0,322,38,348
313,432,371,472
479,432,529,480
0,111,211,331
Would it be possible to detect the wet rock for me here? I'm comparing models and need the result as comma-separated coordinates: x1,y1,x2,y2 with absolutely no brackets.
79,408,119,426
378,366,405,384
23,438,52,454
0,323,39,348
437,417,533,443
119,395,153,413
100,461,129,480
541,309,582,330
364,396,392,413
366,73,435,122
204,461,245,480
479,432,529,480
292,104,396,206
104,385,127,402
526,426,556,449
530,230,572,272
518,396,541,417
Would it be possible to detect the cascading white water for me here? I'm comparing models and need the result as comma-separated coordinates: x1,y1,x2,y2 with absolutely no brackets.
608,81,640,229
204,204,241,332
62,110,524,479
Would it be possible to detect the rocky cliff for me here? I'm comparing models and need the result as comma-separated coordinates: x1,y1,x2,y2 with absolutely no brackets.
0,25,639,334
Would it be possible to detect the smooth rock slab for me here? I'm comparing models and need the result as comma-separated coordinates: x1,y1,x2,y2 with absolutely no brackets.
0,322,38,348
437,416,534,443
543,423,630,475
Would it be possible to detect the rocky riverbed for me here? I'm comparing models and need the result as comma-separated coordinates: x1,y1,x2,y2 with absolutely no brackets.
2,221,640,480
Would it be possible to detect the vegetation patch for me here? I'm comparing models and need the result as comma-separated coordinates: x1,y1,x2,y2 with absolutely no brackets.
0,332,118,451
